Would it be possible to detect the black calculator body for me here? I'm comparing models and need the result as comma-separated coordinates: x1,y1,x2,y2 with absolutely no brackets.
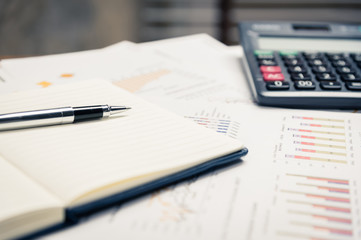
238,21,361,109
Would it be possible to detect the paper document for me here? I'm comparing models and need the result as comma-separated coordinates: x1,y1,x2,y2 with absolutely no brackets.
43,102,361,240
40,35,361,240
2,34,360,240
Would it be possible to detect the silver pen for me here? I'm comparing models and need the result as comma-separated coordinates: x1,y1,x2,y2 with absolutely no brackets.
0,105,131,131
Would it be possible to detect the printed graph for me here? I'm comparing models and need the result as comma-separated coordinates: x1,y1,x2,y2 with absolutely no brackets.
112,67,227,101
292,116,344,123
109,172,242,239
271,173,356,240
185,107,240,139
113,69,171,92
147,187,196,223
276,115,349,166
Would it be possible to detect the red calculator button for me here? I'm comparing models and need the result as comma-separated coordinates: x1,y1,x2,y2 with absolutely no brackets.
263,73,284,81
260,66,281,73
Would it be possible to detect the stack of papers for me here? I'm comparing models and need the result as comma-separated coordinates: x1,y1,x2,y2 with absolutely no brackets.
1,34,361,240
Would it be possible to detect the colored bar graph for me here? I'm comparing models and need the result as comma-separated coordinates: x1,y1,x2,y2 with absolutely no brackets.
278,231,344,240
293,141,346,149
300,123,344,129
292,116,344,123
285,154,347,164
288,128,345,136
272,114,357,239
296,183,349,194
295,148,346,156
289,210,352,224
286,174,349,185
185,116,239,139
290,221,353,236
287,200,351,213
281,190,350,203
293,134,345,143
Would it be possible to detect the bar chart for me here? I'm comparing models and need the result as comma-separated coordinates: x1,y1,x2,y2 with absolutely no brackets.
261,112,361,240
270,172,358,240
185,107,240,139
275,114,351,168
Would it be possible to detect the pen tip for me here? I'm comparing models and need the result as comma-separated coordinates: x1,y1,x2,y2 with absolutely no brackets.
109,106,131,115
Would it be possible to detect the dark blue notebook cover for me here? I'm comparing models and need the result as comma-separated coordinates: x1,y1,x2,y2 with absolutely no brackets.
20,148,248,240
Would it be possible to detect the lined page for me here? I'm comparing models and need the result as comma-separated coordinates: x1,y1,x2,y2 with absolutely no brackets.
0,156,64,239
0,80,244,206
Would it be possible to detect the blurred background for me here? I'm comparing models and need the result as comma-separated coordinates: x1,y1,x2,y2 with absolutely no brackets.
0,0,361,56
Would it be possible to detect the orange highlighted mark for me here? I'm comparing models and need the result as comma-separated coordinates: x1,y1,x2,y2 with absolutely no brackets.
60,73,74,78
37,81,52,88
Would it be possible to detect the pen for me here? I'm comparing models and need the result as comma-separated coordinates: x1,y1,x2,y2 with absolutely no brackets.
0,105,131,131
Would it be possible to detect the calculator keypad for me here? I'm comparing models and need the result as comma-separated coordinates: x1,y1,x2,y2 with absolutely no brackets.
260,66,281,73
263,73,285,81
320,81,342,90
341,73,361,82
346,82,361,90
316,73,336,81
291,73,311,81
255,50,361,91
294,80,316,90
266,81,289,90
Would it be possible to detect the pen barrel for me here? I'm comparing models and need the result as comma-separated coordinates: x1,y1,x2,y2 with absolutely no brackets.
73,105,108,122
0,107,74,131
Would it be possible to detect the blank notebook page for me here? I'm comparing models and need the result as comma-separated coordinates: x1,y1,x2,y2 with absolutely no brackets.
0,80,244,207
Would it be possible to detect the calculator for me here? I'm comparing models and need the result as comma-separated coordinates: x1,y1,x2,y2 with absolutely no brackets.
238,21,361,109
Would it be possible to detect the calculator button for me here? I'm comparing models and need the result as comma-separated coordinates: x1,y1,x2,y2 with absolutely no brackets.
336,66,356,74
326,53,345,61
308,59,327,66
288,65,307,74
266,81,290,90
303,52,323,59
258,59,277,66
312,65,332,73
257,56,274,61
279,50,299,57
320,81,341,90
345,82,361,90
254,50,273,55
285,59,303,66
316,73,337,81
294,80,316,90
291,73,311,81
350,53,361,62
260,66,281,73
280,51,299,60
282,55,299,61
332,59,351,67
341,73,361,82
254,50,274,60
263,73,284,81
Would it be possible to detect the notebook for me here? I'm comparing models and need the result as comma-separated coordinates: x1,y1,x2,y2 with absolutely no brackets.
0,80,247,239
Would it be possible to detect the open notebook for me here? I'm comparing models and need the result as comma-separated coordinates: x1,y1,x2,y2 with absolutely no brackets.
0,80,247,239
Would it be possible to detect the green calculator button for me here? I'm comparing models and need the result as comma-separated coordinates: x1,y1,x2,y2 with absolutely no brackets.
279,50,299,56
254,50,273,56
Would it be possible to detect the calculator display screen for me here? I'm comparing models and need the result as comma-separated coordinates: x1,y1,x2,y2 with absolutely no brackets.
258,37,361,52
